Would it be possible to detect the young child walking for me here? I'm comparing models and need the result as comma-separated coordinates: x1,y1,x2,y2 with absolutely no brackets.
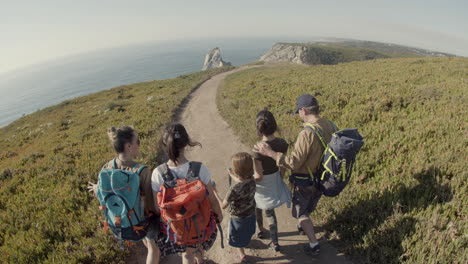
221,152,256,263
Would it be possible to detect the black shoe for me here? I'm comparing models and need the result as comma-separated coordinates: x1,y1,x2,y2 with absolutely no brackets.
297,224,305,235
257,230,266,239
270,242,280,252
304,243,320,256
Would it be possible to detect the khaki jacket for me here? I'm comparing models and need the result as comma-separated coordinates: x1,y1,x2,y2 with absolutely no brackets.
276,117,335,175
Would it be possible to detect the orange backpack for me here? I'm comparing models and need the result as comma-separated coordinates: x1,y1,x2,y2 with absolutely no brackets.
157,162,216,245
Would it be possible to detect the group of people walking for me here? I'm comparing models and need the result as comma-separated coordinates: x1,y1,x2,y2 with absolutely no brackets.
88,94,336,264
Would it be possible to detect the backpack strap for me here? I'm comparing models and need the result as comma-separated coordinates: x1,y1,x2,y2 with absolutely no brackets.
161,161,203,188
186,162,202,182
329,120,338,133
106,159,118,169
304,123,328,184
303,123,327,149
161,163,177,188
131,163,147,175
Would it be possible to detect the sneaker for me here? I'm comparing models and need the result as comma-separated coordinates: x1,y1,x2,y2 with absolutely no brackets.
257,230,266,239
297,224,305,235
304,243,320,256
270,242,280,252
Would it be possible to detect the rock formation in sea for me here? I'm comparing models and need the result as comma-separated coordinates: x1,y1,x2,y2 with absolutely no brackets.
202,47,231,70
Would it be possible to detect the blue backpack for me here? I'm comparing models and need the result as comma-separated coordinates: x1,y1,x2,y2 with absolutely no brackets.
305,122,364,197
97,159,149,248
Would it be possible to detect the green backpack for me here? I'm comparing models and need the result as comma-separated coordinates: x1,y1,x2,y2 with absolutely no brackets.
97,159,149,248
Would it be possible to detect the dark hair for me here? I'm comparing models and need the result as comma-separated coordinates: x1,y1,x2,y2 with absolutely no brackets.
304,105,320,115
256,109,277,136
160,123,201,163
231,152,254,180
107,126,135,153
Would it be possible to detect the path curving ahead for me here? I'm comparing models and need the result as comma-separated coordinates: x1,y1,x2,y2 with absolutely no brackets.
178,66,352,264
129,66,352,264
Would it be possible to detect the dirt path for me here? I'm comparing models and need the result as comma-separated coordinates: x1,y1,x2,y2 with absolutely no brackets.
130,66,352,263
181,66,351,263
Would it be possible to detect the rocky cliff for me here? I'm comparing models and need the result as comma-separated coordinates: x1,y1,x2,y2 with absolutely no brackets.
260,43,388,65
202,47,231,70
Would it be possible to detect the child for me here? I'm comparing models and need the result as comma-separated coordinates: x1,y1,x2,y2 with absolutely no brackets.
221,152,256,263
252,109,291,252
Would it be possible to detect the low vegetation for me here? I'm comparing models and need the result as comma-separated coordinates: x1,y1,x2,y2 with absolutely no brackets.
277,43,389,64
218,58,467,264
0,66,233,263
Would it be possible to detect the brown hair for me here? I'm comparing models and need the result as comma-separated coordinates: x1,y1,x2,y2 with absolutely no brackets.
160,123,201,163
107,126,135,153
256,109,277,136
304,105,320,115
231,152,254,180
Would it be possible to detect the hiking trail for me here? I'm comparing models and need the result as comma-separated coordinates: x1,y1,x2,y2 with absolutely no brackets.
130,66,352,264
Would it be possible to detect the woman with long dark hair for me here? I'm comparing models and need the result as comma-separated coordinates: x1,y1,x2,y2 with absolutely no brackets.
151,123,222,264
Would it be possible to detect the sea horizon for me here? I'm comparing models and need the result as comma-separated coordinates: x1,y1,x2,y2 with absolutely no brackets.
0,37,306,127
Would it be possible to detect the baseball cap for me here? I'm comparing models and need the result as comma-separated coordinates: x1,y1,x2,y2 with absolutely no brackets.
295,94,319,113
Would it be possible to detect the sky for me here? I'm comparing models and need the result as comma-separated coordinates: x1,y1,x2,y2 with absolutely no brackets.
1,0,467,73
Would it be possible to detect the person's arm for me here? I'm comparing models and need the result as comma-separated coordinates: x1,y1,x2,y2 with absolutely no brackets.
253,159,264,181
256,130,311,171
211,181,224,205
152,190,161,214
279,167,286,178
221,199,229,209
279,140,289,178
221,185,235,210
140,168,158,214
276,131,311,170
150,169,163,214
206,183,223,223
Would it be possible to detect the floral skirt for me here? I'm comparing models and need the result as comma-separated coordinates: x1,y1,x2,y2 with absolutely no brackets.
157,222,218,257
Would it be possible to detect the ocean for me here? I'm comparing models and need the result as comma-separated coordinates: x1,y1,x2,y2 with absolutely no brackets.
0,38,294,127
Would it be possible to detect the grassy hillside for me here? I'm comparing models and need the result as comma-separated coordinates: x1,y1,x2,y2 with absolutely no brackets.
314,40,456,58
0,66,233,263
217,58,467,264
275,43,390,64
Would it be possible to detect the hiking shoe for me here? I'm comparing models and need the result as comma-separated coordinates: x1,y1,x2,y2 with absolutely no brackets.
304,243,320,256
256,230,266,239
270,242,280,252
297,224,305,235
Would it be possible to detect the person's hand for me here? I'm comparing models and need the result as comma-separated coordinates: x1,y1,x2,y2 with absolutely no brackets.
87,182,97,196
227,167,237,178
216,213,223,224
253,142,274,157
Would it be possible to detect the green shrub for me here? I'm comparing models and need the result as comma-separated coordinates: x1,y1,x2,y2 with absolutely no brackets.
0,66,233,263
218,58,467,264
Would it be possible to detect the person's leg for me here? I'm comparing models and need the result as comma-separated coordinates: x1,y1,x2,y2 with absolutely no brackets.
145,238,160,264
292,185,322,250
255,208,267,238
265,209,278,244
237,247,246,261
256,208,264,230
182,247,196,264
298,216,318,244
193,247,204,264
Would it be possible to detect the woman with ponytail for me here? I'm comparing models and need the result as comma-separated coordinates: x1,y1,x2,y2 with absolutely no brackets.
88,126,160,264
252,109,291,252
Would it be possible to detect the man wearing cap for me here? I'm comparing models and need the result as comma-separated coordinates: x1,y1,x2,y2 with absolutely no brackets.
254,94,336,256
